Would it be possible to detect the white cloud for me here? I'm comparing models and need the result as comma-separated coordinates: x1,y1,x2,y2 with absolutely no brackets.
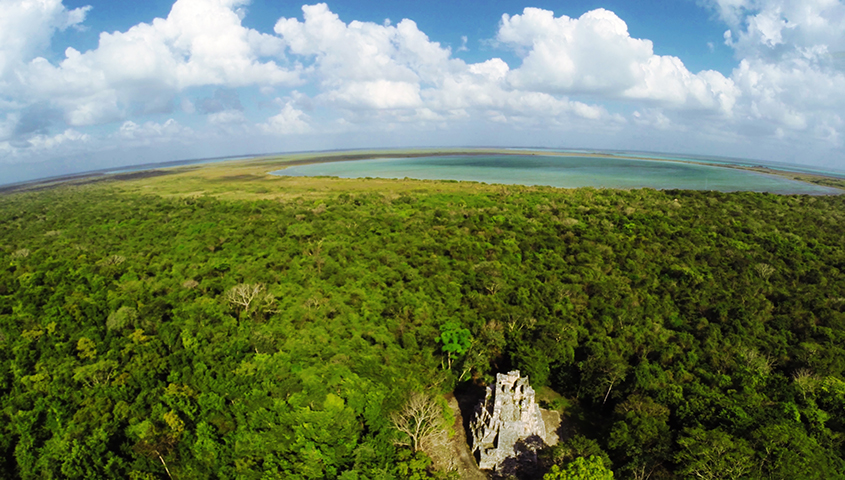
273,4,616,129
632,109,676,130
700,0,845,145
7,128,89,155
731,57,845,140
458,36,469,52
259,101,311,134
468,58,509,81
276,4,408,81
424,69,615,123
497,8,739,112
320,80,422,109
274,3,457,108
6,0,302,129
498,8,649,94
118,118,192,141
709,0,845,59
0,0,90,78
208,109,247,125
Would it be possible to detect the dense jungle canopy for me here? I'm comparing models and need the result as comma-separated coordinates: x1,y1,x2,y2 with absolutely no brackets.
1,168,844,479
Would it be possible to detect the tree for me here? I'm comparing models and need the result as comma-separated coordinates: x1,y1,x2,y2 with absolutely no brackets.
608,395,671,478
225,283,266,316
390,392,445,452
579,339,630,405
544,456,614,480
436,321,471,370
674,427,754,480
106,306,137,331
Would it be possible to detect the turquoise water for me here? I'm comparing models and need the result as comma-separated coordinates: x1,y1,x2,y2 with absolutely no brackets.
272,154,843,195
504,148,845,178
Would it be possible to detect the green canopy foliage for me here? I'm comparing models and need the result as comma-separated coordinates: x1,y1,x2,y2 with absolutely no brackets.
1,181,844,478
543,456,614,480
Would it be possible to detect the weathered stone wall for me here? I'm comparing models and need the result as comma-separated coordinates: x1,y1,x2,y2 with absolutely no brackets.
470,370,555,471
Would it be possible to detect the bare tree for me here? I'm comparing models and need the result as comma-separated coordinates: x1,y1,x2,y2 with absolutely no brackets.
754,263,775,281
631,463,660,480
739,347,773,377
390,392,445,452
99,254,126,266
226,283,264,315
793,368,818,400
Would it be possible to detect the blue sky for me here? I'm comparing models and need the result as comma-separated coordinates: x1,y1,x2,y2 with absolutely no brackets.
1,0,844,184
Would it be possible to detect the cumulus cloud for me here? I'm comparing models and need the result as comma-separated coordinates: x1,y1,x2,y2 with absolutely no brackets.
259,102,311,135
0,128,89,162
4,0,301,130
497,8,739,112
708,0,845,59
27,129,89,150
730,57,845,140
699,0,845,146
272,3,618,128
424,66,616,124
321,80,423,109
274,3,456,110
632,109,676,130
0,0,90,78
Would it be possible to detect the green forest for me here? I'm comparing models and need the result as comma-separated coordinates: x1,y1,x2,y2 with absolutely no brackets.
1,174,844,479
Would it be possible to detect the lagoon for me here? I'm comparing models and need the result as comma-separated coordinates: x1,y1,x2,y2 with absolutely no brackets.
272,154,843,195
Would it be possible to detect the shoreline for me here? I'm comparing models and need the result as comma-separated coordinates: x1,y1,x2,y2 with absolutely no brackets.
261,148,845,193
3,148,843,195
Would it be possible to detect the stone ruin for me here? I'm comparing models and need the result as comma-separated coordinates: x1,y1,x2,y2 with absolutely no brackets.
470,370,557,471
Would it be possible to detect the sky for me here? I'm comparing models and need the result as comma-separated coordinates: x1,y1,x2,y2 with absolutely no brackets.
1,0,844,184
